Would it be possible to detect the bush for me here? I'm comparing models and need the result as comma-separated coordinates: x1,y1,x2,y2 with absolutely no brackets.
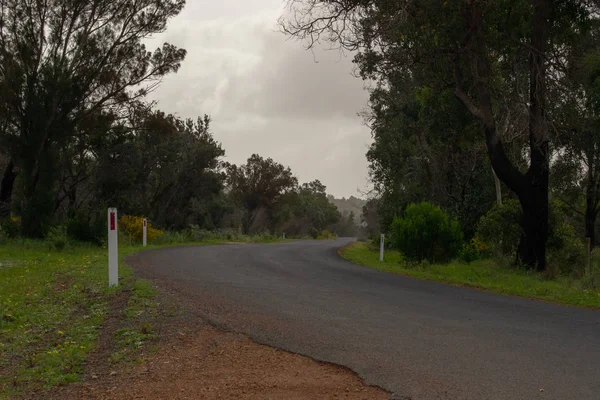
46,225,68,251
475,200,522,258
547,205,586,275
0,226,7,245
476,200,586,274
118,215,164,244
310,227,319,239
152,230,193,245
0,216,21,238
369,233,393,250
66,211,105,245
322,230,335,239
391,202,463,263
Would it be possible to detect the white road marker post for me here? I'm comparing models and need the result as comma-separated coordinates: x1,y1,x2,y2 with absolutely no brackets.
283,232,286,240
108,208,118,287
380,233,385,262
143,218,147,247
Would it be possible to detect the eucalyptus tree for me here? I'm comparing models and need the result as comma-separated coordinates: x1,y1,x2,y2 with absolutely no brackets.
0,0,186,236
280,0,596,270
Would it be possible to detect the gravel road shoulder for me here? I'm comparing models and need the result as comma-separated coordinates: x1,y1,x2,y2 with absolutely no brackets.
41,273,389,400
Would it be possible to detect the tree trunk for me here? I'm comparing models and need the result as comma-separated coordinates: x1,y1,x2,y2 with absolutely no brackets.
0,160,17,219
454,0,551,271
20,150,59,238
492,167,502,206
585,196,598,250
518,0,552,271
517,181,548,271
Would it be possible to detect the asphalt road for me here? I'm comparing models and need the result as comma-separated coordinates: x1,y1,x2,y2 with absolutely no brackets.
127,239,600,400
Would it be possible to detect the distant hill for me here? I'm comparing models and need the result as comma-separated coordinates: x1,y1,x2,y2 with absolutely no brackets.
327,195,367,224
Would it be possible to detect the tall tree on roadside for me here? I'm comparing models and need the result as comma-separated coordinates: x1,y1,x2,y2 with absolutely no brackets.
280,0,595,270
94,107,225,230
0,0,186,236
553,42,600,248
225,154,298,233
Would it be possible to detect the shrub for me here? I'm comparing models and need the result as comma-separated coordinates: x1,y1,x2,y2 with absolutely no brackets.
391,202,463,263
152,230,193,245
0,216,20,238
476,200,586,274
66,211,105,245
322,230,334,239
547,206,586,275
458,243,479,263
118,215,164,244
0,226,7,245
46,225,68,251
370,233,393,250
475,200,522,258
309,227,319,239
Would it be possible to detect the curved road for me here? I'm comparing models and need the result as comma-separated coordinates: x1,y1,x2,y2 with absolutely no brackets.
126,239,600,400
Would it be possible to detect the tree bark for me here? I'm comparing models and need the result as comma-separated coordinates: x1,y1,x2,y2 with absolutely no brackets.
454,0,552,271
515,0,552,272
492,167,502,206
0,160,17,219
586,209,596,249
585,193,598,249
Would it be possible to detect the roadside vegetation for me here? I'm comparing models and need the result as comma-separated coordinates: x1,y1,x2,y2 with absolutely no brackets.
0,241,131,398
280,1,600,307
340,201,600,309
0,229,294,399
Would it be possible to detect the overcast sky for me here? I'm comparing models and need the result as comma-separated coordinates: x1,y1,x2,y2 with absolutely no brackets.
146,0,372,198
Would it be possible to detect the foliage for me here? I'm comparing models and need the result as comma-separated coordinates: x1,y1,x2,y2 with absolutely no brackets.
225,154,298,234
547,209,587,276
280,0,599,271
339,242,600,309
46,226,68,251
0,216,20,238
317,230,336,240
118,216,164,244
95,112,226,231
0,242,134,397
66,211,105,245
477,200,587,274
0,0,187,237
476,200,523,258
390,202,463,263
458,237,490,264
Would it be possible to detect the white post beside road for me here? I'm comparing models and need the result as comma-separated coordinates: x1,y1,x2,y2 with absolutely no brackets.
380,233,385,262
143,218,147,247
283,232,286,240
108,208,118,287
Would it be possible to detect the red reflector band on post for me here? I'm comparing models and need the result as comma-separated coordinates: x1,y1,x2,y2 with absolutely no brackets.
110,212,116,231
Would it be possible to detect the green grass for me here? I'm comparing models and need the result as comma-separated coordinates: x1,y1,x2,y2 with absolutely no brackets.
0,241,142,398
110,279,160,365
339,242,600,309
0,233,290,398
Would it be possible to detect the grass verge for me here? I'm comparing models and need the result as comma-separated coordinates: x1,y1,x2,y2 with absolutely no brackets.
339,242,600,309
0,235,288,398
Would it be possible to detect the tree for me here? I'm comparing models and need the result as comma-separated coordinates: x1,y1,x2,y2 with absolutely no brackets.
94,107,225,230
225,154,298,233
285,180,341,235
280,0,595,270
0,153,16,218
0,0,186,236
366,76,496,238
552,42,600,248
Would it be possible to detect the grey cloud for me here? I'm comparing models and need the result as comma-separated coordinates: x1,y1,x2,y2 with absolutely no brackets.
147,2,373,198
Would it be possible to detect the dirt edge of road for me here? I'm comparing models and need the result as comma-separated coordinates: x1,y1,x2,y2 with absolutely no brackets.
37,262,392,400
